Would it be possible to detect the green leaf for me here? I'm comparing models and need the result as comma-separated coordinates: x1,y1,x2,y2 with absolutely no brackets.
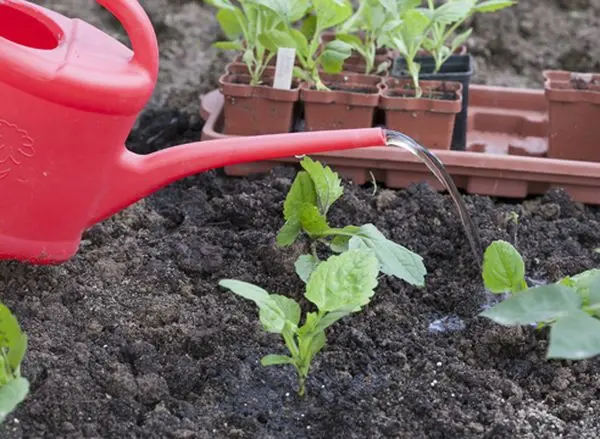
216,8,243,40
482,240,527,294
305,249,379,312
590,275,600,305
566,269,600,304
349,224,426,287
270,295,301,328
299,204,330,236
220,280,299,334
295,254,320,283
313,0,353,31
219,279,271,306
433,0,474,24
258,29,299,53
335,33,365,52
213,41,244,51
283,171,317,220
547,311,600,360
474,0,516,13
261,354,295,366
313,305,358,332
300,14,317,40
289,28,310,59
451,28,473,52
0,377,29,424
249,0,310,23
276,218,302,247
588,275,600,317
0,304,27,372
318,39,353,73
306,330,326,360
480,284,581,325
329,226,361,253
300,157,343,215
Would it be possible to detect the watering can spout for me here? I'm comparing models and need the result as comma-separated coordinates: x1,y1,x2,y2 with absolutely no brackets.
89,128,387,226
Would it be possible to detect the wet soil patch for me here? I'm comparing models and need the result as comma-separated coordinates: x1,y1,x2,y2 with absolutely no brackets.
1,108,599,438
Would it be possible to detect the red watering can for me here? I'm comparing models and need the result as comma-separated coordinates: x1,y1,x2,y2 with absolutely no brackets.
0,0,386,264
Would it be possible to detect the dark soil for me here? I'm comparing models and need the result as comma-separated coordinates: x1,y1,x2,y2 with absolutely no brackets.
1,108,600,438
323,84,380,94
3,0,600,438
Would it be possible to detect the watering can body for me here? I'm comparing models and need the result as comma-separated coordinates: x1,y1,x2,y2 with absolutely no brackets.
0,0,386,264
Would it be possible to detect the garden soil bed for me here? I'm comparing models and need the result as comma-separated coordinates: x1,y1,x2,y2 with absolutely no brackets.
3,0,600,438
0,109,599,438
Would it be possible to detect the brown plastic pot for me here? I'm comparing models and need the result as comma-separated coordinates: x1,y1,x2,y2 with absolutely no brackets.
380,79,463,150
544,70,600,162
218,63,299,136
199,86,600,205
300,73,383,131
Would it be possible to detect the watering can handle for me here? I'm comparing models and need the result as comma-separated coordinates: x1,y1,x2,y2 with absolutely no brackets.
95,0,159,83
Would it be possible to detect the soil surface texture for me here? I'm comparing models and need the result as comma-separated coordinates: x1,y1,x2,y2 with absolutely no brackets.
3,0,600,438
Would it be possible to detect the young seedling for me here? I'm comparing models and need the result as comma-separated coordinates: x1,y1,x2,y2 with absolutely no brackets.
480,240,600,360
207,0,307,85
0,302,29,424
219,248,380,396
420,0,516,73
333,0,396,75
378,2,430,97
276,157,426,287
258,0,354,90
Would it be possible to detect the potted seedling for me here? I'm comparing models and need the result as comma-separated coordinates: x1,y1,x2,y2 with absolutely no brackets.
543,70,600,163
208,0,308,135
389,0,516,150
379,8,463,150
260,0,383,131
320,0,396,75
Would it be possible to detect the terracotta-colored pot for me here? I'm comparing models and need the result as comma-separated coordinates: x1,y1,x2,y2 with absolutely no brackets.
218,63,299,136
380,79,463,150
200,86,600,206
300,73,384,131
544,70,600,162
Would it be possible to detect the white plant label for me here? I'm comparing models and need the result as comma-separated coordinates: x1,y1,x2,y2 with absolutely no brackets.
273,48,296,90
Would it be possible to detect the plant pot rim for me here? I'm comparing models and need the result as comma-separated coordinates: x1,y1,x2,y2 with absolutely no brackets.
543,70,600,104
380,79,463,113
299,73,384,106
218,71,299,100
200,87,600,205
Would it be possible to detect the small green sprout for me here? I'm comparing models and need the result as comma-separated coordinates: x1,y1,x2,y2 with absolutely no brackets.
480,240,600,360
0,302,29,424
220,248,379,396
276,157,426,287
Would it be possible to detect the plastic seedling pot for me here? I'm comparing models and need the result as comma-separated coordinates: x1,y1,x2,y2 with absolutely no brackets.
391,55,474,151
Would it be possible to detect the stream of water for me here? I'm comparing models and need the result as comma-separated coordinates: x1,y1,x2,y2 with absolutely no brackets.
385,130,484,268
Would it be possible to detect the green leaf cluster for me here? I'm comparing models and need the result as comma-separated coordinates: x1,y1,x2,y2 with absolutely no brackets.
220,249,379,395
206,0,310,85
258,0,354,90
378,0,515,96
0,303,29,424
277,157,426,287
480,240,600,360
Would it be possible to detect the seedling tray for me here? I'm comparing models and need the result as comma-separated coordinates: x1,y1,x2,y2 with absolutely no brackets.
199,86,600,205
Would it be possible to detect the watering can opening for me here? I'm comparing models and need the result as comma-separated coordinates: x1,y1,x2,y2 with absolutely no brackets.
0,2,62,50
